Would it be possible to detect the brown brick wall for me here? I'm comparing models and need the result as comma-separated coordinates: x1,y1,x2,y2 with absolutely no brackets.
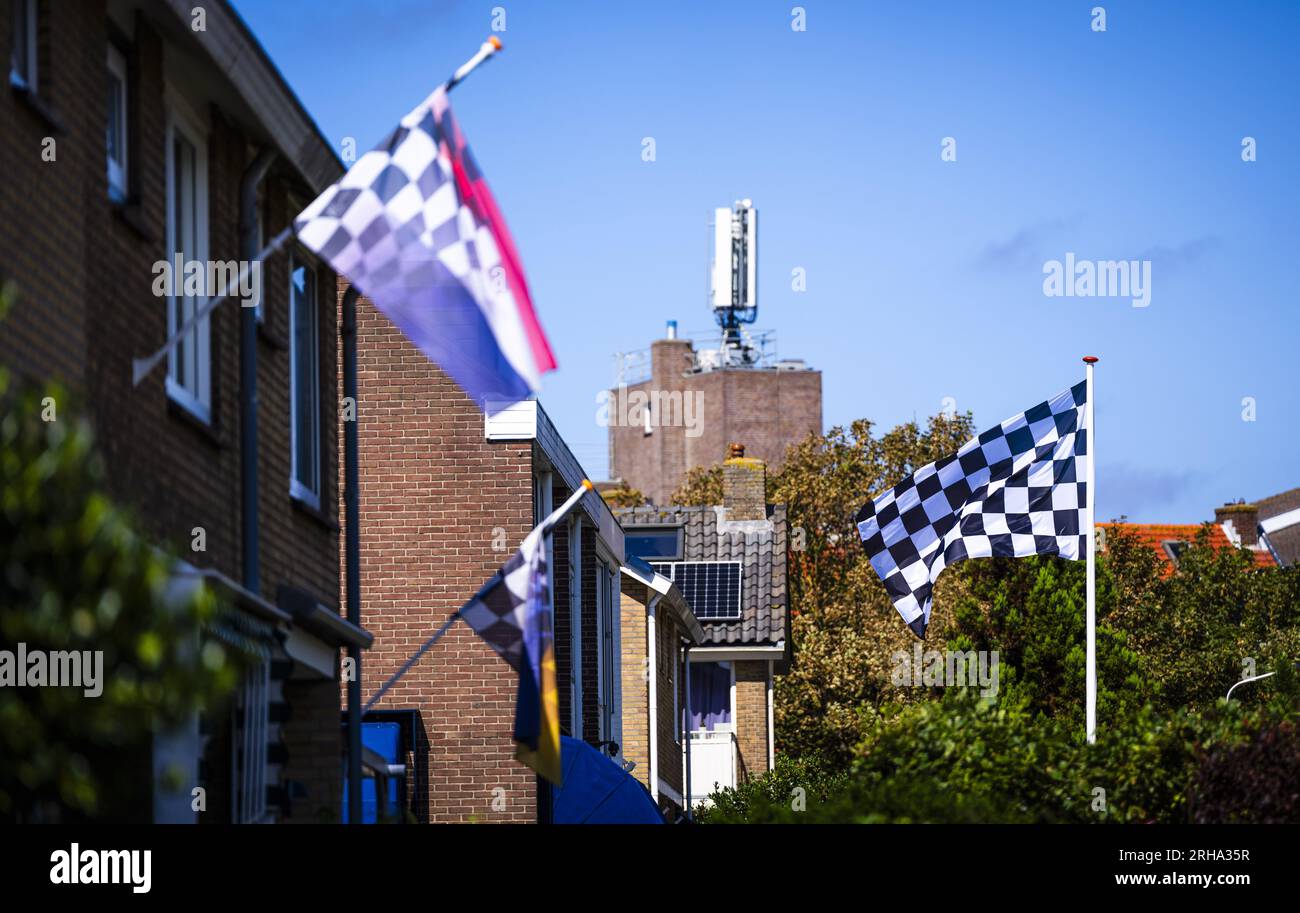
609,338,821,504
279,676,343,823
344,287,537,822
655,613,684,803
0,1,343,813
733,660,771,783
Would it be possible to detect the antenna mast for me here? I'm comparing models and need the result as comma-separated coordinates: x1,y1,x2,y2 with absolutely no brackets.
709,199,758,366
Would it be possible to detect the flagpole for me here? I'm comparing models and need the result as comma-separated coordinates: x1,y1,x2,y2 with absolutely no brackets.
444,36,502,92
362,479,592,713
132,37,505,389
1083,356,1098,744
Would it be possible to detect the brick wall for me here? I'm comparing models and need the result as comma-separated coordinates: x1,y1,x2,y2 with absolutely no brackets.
619,581,650,785
345,286,537,822
279,676,343,823
609,338,821,504
0,1,343,814
654,613,684,804
617,577,685,813
733,660,770,783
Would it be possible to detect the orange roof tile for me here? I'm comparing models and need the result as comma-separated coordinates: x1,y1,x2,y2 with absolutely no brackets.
1099,522,1276,577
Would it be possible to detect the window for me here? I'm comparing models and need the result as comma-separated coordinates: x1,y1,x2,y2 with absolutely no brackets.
289,255,320,506
625,527,682,560
106,45,128,202
165,106,211,421
10,0,36,90
688,662,733,732
1162,540,1189,567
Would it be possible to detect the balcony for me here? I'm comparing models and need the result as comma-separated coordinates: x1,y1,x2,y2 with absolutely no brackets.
687,728,736,807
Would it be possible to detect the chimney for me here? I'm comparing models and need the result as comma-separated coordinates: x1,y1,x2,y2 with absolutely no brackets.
1215,500,1259,548
722,442,766,520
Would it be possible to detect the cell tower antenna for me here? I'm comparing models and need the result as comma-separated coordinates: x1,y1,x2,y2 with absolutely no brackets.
708,199,759,366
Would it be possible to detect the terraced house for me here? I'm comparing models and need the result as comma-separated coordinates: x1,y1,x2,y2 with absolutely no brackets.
618,444,791,806
1,0,368,821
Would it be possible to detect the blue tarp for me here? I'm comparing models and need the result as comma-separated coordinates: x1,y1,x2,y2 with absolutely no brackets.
551,736,664,824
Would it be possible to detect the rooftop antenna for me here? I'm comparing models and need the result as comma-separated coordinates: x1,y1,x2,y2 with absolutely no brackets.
709,199,758,366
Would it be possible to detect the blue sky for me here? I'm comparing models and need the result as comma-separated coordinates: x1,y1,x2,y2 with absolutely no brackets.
234,0,1300,522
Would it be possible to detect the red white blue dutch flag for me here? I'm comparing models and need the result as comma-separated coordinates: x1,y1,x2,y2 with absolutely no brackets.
294,85,556,411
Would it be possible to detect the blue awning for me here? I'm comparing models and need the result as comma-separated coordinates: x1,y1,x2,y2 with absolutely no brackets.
551,736,664,824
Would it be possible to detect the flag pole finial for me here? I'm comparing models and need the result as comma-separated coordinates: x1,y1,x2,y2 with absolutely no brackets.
582,479,594,492
1082,355,1099,364
445,36,504,92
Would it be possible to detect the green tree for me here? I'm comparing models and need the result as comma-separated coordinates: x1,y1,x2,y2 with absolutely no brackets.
669,464,724,506
766,413,976,762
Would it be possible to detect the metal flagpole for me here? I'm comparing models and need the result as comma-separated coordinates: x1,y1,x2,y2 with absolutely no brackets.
132,226,295,386
1083,355,1098,743
131,37,505,389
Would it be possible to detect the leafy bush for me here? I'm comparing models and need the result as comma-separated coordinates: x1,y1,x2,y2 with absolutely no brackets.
703,690,1294,823
0,362,241,821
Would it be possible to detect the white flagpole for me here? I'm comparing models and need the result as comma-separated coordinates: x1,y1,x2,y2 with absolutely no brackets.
1084,355,1098,743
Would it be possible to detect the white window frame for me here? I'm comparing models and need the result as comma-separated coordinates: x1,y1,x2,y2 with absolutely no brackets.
288,252,321,508
164,99,211,422
10,0,37,91
106,44,129,202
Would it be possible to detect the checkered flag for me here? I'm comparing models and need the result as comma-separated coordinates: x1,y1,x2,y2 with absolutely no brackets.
459,527,548,674
855,382,1089,638
294,85,555,411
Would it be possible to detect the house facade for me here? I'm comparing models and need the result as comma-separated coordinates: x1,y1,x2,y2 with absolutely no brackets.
618,557,703,818
618,444,790,807
347,295,627,821
1,0,365,822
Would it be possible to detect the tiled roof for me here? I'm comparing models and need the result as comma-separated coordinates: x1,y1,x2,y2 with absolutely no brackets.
1256,487,1300,568
616,504,788,647
1100,522,1276,577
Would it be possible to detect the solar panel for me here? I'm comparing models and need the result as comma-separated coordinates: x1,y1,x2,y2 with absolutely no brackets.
649,561,742,621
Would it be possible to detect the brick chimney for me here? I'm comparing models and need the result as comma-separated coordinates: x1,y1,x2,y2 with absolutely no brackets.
722,443,767,520
1215,501,1259,547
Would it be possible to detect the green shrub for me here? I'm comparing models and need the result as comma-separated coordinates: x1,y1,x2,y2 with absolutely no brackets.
0,355,242,820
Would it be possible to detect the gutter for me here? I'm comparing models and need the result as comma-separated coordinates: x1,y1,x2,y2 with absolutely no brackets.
647,592,663,804
767,659,775,771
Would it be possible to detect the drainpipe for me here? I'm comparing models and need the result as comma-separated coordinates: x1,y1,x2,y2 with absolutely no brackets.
766,659,775,771
646,593,662,803
342,285,362,824
682,639,692,820
239,147,276,595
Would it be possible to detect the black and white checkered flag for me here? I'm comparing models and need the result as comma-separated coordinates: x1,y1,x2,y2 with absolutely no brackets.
855,382,1089,638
